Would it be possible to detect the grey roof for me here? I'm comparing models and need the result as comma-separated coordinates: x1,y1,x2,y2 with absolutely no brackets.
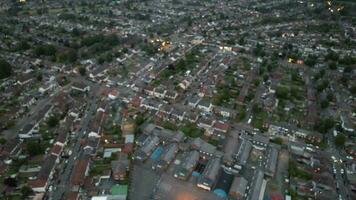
142,123,184,142
192,138,217,155
174,150,200,178
252,135,269,145
237,140,252,166
37,154,57,180
198,157,221,187
182,150,200,170
111,154,129,174
198,99,211,108
160,143,178,163
223,136,240,164
141,135,160,155
187,95,201,105
249,170,264,200
265,147,279,176
229,176,248,197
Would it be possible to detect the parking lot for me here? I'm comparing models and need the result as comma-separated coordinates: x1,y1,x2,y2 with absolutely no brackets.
153,173,222,200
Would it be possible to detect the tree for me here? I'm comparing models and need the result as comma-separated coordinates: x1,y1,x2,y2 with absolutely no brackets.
0,58,12,79
325,50,339,61
36,73,43,81
350,85,356,95
15,41,30,51
320,99,329,109
34,44,57,56
314,118,335,133
26,141,45,156
334,134,346,147
344,66,353,73
276,86,289,99
271,137,283,145
21,186,33,198
4,177,17,187
47,115,59,127
56,49,77,63
78,67,86,76
328,62,337,70
305,55,317,67
0,137,6,145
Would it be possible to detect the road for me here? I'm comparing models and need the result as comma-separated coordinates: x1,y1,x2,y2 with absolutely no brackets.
50,89,98,200
325,129,351,200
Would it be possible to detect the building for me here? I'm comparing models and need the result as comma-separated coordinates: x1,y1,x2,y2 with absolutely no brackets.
229,177,248,200
134,135,160,161
71,82,90,92
265,147,279,177
223,136,240,166
191,138,217,157
248,170,266,200
197,99,213,113
152,143,178,171
111,153,129,181
28,155,57,192
174,151,200,180
70,158,90,191
235,140,252,169
213,169,234,198
197,157,221,191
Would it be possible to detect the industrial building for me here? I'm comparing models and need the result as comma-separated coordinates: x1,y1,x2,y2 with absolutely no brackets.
152,143,178,171
134,135,160,161
197,157,221,191
174,150,200,180
229,176,248,200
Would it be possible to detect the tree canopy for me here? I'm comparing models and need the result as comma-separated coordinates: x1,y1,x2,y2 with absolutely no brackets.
0,58,12,79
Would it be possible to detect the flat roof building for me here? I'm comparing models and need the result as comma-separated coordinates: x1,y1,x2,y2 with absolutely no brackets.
229,176,248,200
265,147,279,177
134,135,159,161
174,150,200,180
152,143,178,171
197,157,221,191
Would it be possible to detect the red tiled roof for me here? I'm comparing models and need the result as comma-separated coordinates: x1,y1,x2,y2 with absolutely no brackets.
28,177,47,189
70,159,89,186
214,121,230,131
66,192,79,200
123,143,134,153
51,144,62,156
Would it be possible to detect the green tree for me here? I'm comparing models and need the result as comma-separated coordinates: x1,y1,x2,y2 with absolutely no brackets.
47,115,59,127
21,186,33,198
0,58,12,79
334,134,346,147
276,86,289,99
26,141,45,156
305,55,317,67
320,99,329,109
78,67,86,76
271,137,283,145
34,44,57,56
328,62,337,70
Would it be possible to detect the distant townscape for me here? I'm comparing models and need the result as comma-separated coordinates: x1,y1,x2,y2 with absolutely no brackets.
0,0,355,200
